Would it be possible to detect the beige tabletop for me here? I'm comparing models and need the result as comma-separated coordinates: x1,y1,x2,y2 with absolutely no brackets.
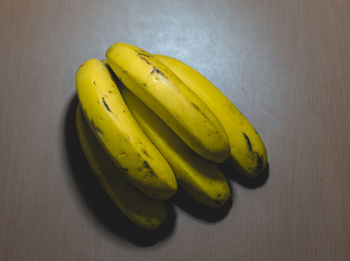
1,0,349,260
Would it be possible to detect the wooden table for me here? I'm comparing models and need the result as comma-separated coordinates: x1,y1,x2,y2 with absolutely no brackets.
1,0,349,260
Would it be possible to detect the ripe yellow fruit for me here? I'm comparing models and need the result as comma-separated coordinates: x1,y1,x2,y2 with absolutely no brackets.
76,104,167,230
76,58,177,199
154,55,267,177
121,86,231,207
106,43,230,163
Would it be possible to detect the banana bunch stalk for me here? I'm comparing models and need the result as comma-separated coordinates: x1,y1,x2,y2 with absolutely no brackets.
75,43,267,230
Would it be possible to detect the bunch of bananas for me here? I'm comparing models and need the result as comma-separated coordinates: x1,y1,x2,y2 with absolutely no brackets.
75,43,267,230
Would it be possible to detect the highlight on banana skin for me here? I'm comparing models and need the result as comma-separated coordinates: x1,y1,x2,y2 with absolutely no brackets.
75,43,268,230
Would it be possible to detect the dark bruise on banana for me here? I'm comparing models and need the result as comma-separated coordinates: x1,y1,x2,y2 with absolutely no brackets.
102,97,111,112
90,103,109,134
150,66,167,79
134,48,169,81
137,160,155,178
118,146,155,179
87,119,102,135
137,49,219,138
213,192,224,206
135,48,151,65
243,132,264,173
89,79,115,134
191,102,211,123
142,148,152,159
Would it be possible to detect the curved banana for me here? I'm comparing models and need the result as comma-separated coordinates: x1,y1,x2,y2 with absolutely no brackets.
121,86,231,207
75,59,177,199
154,55,267,177
76,105,167,230
106,43,230,163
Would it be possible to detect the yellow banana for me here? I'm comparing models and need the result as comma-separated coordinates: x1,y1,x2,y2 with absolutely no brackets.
120,86,231,207
106,43,230,163
76,104,167,230
154,55,267,177
75,59,177,199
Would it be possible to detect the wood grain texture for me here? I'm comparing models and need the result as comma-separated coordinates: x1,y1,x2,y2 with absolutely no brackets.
0,0,349,260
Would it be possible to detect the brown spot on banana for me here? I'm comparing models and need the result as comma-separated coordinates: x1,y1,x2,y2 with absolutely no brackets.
135,50,151,65
243,133,266,174
142,149,152,159
191,102,200,111
143,161,156,177
143,160,151,169
102,97,111,112
139,55,151,65
90,120,103,135
243,133,253,152
256,153,264,173
150,67,167,79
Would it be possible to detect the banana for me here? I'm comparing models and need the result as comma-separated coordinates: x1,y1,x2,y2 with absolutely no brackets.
106,43,230,163
76,104,167,230
75,59,177,199
120,86,231,207
154,55,267,177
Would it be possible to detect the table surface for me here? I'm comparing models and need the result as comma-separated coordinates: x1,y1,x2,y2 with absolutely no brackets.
1,0,349,260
